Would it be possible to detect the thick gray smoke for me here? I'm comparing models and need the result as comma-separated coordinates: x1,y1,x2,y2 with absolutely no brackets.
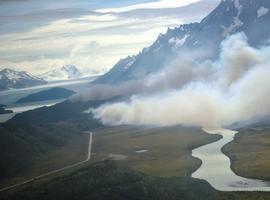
70,80,144,102
70,50,211,102
81,33,270,127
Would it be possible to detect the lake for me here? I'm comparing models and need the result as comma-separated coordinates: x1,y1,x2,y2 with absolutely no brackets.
0,77,96,122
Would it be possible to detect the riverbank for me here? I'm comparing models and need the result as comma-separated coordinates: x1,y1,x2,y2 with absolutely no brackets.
192,128,270,191
223,126,270,181
91,126,220,178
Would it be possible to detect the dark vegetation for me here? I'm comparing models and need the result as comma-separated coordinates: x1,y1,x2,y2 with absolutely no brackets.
2,160,270,200
0,104,13,114
15,87,75,104
0,160,218,200
0,122,68,179
0,118,98,181
0,99,108,181
9,99,110,124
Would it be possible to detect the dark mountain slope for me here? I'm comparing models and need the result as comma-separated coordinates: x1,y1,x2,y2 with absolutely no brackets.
16,87,75,104
9,98,115,124
0,104,13,114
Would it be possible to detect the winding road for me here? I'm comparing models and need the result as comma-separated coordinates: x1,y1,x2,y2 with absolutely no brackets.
0,131,93,193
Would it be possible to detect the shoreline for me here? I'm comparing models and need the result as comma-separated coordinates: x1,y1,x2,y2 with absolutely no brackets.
222,127,270,182
191,128,270,192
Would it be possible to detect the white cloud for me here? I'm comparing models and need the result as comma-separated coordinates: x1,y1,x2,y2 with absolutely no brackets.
96,0,200,13
0,14,181,74
0,0,220,75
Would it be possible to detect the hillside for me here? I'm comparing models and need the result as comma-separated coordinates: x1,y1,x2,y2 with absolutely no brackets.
10,96,120,124
0,104,13,114
3,161,270,200
0,113,102,182
0,122,70,180
0,97,111,182
16,87,75,104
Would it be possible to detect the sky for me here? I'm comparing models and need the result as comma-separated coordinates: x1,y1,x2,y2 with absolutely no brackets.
0,0,219,76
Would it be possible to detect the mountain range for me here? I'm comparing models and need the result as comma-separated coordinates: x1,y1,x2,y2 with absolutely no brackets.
95,0,270,84
0,65,84,91
39,65,83,82
0,68,47,91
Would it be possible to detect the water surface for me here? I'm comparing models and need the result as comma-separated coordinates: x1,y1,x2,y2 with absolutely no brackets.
192,128,270,191
0,77,97,123
0,99,64,123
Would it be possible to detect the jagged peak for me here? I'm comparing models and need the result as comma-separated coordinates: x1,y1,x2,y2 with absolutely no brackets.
95,0,270,84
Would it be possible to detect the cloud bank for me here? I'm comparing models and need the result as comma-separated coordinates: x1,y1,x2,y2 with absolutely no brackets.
96,0,200,13
89,33,270,127
0,0,219,75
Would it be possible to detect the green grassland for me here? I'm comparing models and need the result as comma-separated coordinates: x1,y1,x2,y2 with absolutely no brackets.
25,132,89,177
91,126,221,177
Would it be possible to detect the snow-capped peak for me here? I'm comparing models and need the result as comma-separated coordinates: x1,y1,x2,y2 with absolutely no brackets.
95,0,270,84
39,65,83,82
61,65,82,78
0,68,46,90
0,68,43,81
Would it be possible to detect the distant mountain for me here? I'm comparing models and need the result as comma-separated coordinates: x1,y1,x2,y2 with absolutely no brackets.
39,65,83,81
0,68,47,91
95,0,270,84
16,87,76,104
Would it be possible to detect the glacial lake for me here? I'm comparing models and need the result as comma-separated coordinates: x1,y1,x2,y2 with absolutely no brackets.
0,77,95,105
192,128,270,191
0,77,97,123
0,99,64,123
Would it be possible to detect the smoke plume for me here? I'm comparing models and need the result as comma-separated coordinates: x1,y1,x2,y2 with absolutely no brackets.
80,33,270,127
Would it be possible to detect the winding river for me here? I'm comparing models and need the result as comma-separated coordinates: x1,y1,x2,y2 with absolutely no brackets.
192,128,270,191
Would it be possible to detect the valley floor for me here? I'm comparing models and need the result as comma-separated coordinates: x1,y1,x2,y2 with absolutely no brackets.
1,125,270,200
91,125,220,178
